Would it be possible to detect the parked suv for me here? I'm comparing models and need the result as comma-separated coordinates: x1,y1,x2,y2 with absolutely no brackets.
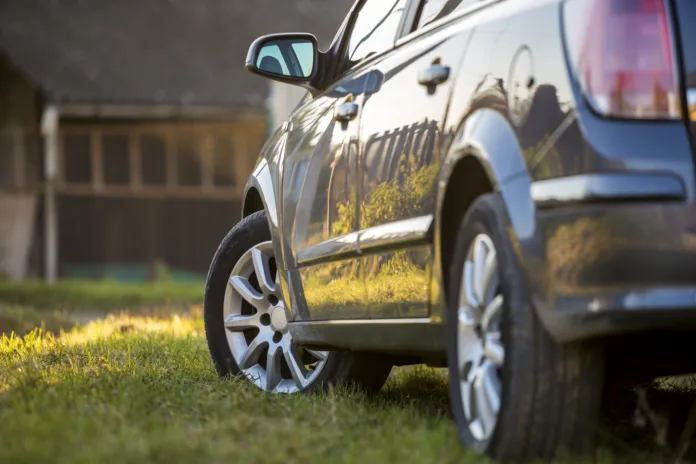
204,0,696,460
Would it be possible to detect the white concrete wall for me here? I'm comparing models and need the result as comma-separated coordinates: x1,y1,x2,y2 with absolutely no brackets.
0,193,37,280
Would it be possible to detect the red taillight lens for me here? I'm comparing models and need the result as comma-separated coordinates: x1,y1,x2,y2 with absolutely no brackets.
563,0,681,119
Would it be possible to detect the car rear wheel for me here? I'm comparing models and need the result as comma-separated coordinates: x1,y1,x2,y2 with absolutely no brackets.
204,210,392,394
447,194,605,462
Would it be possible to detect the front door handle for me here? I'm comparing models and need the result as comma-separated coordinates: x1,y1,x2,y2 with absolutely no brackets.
334,95,359,123
418,61,451,89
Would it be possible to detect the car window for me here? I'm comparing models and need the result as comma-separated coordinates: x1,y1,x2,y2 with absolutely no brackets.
341,0,408,73
416,0,481,29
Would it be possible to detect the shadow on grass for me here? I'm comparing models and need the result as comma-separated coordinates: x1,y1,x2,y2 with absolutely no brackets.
371,367,696,463
376,366,452,419
599,380,696,463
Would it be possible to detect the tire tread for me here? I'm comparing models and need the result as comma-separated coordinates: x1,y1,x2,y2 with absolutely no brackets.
448,194,604,463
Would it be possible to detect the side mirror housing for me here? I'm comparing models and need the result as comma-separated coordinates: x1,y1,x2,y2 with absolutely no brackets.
245,33,319,87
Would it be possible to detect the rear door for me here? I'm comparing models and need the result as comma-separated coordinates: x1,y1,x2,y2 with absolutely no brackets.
356,0,477,318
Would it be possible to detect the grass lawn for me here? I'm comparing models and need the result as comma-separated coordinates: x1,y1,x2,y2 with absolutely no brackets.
0,282,693,463
0,279,203,312
0,279,203,336
0,310,487,464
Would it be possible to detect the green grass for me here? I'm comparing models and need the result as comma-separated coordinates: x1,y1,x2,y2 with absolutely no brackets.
3,309,696,463
0,310,489,464
0,305,76,337
0,284,693,463
0,279,203,312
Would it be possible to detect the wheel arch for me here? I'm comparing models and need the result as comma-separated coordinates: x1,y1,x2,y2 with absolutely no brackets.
242,186,264,219
434,108,536,321
241,158,286,270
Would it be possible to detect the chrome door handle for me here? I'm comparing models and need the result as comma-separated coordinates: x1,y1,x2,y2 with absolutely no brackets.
418,63,451,88
334,96,359,123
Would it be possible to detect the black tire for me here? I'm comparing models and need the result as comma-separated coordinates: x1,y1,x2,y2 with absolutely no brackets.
204,210,391,393
447,194,604,462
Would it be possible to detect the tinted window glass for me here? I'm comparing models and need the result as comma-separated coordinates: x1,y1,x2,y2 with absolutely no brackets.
674,0,696,88
342,0,408,72
416,0,479,29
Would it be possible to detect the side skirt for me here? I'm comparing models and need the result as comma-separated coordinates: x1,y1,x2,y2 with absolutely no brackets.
289,318,446,355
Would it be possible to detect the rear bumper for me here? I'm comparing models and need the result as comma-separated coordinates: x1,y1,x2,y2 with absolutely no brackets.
526,177,696,342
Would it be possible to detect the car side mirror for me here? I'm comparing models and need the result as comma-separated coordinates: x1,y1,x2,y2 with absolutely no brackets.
245,33,319,85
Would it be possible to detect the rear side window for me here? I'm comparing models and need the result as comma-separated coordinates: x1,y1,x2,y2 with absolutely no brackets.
416,0,481,29
673,0,696,88
341,0,408,72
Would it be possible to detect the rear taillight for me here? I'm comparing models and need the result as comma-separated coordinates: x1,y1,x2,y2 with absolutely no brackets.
563,0,681,120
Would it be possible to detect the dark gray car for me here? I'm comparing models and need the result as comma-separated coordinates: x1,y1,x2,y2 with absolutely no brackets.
203,0,696,460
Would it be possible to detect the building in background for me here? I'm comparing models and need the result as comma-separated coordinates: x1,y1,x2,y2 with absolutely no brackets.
0,0,349,281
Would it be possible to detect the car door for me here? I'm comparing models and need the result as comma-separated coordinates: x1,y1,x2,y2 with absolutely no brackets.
283,0,412,322
357,0,478,318
280,73,372,322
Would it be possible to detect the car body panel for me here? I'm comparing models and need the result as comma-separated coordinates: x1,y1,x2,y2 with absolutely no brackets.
353,13,472,320
278,65,379,321
243,0,696,352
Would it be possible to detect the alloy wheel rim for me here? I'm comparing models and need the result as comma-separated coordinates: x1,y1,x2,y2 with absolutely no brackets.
224,241,328,393
457,234,505,441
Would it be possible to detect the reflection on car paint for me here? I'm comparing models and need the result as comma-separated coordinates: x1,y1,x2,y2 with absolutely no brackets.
299,257,367,320
363,246,431,319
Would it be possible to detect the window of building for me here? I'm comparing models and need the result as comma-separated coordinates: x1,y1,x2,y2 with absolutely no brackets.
212,135,236,187
0,132,14,188
57,123,256,198
176,135,203,186
23,133,43,186
102,134,130,185
140,135,167,186
63,134,92,184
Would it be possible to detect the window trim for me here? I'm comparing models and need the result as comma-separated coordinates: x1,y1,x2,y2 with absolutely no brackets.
332,0,412,81
398,0,427,39
396,0,501,46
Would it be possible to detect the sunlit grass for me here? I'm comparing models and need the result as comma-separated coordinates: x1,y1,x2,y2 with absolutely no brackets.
0,295,691,462
0,310,491,464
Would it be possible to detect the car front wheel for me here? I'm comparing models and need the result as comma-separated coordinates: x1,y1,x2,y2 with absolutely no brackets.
447,194,605,462
204,210,392,394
